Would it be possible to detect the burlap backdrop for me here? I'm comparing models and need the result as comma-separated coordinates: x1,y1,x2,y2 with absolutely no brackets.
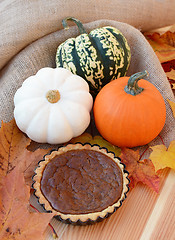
0,2,175,238
0,0,175,70
0,19,174,150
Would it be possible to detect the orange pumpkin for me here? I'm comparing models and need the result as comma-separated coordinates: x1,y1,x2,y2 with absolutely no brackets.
93,71,166,148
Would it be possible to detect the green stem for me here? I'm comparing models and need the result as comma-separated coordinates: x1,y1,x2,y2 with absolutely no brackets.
124,70,149,96
62,17,87,34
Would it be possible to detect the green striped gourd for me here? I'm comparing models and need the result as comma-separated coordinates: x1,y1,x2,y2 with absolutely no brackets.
56,17,131,95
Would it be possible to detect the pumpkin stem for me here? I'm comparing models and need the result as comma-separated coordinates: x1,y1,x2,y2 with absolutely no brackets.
124,70,149,96
46,90,60,103
62,17,88,34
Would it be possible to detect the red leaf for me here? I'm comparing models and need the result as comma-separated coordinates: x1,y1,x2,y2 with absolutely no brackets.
120,148,160,193
161,59,175,72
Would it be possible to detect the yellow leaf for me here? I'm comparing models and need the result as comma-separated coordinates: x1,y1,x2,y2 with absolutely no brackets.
149,141,175,172
70,133,92,144
167,99,175,118
70,133,121,157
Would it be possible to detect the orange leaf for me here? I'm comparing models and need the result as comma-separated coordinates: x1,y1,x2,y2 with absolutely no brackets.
144,32,175,63
0,119,51,185
0,119,30,176
120,148,160,193
161,31,175,48
0,167,54,240
21,147,52,186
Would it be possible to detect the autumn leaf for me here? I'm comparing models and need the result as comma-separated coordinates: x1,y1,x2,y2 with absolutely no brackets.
0,119,52,185
70,132,121,156
160,31,175,47
167,99,175,117
144,31,175,91
0,119,30,176
21,147,53,186
149,141,175,172
0,167,54,240
120,148,160,193
70,132,93,144
161,60,175,92
166,69,175,90
144,32,175,63
161,59,175,72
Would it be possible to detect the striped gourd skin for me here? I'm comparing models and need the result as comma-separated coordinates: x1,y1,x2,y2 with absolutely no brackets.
56,26,131,94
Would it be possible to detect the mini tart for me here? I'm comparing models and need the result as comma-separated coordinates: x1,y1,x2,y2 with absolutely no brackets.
33,143,129,224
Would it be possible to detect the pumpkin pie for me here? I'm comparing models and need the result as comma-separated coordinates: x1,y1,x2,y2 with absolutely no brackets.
32,143,129,224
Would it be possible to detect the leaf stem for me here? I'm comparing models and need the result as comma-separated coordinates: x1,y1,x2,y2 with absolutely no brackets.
158,134,165,145
30,203,40,212
139,135,165,160
139,145,150,160
48,223,58,239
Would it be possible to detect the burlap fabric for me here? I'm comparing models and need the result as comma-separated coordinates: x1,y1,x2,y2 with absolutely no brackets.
0,0,175,71
0,19,175,150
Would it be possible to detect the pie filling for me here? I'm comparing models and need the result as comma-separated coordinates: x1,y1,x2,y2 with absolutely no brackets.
40,149,123,214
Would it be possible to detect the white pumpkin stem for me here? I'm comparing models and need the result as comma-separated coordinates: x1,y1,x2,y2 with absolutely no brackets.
46,90,60,103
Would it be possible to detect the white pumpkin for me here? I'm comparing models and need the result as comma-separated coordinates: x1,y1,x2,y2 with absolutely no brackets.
14,67,93,144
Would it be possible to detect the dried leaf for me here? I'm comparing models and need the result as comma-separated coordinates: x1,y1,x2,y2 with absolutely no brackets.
161,31,175,47
167,99,175,117
149,141,175,172
0,119,51,185
161,59,175,72
0,167,54,240
0,119,30,177
70,133,121,156
166,70,175,89
120,148,160,193
70,132,93,144
21,147,52,186
144,32,175,63
144,31,175,91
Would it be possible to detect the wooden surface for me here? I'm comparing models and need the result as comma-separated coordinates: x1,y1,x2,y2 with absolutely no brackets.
42,168,175,240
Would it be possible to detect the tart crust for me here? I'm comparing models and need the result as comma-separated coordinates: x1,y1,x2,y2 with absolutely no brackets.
33,143,129,224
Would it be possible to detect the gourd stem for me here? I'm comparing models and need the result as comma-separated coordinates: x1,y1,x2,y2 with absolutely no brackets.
124,70,149,96
62,17,88,34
